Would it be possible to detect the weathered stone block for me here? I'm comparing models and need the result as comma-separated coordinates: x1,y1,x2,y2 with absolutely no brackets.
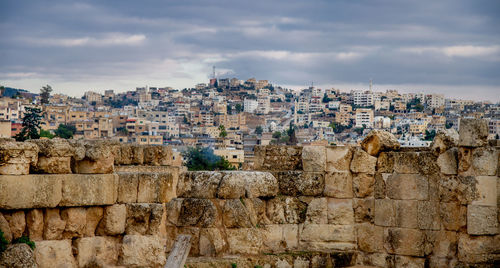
222,199,255,227
356,223,384,253
471,176,497,206
437,148,458,175
84,207,103,237
199,227,227,256
426,230,457,258
327,198,354,225
143,145,173,166
117,172,139,203
431,128,458,154
458,233,500,263
34,240,76,268
460,147,499,176
374,173,390,199
374,199,395,227
0,213,12,242
0,243,36,268
71,140,115,174
98,204,126,235
283,224,299,250
0,175,62,209
227,228,262,255
350,148,377,174
439,202,466,231
26,209,43,241
326,146,352,172
165,226,200,256
458,118,488,147
386,173,428,200
299,224,355,251
395,200,418,228
137,172,175,203
376,152,394,173
60,174,118,206
353,173,374,197
61,207,86,239
438,175,477,204
43,208,65,240
4,211,25,240
324,171,353,198
0,140,38,175
178,198,219,227
126,203,152,235
276,171,324,196
120,235,167,267
394,256,425,268
148,203,167,237
384,228,425,256
217,171,278,199
361,130,400,156
75,236,120,267
305,198,327,224
353,198,374,223
261,224,283,252
467,205,498,235
302,146,326,172
417,201,440,230
34,156,72,174
266,197,307,224
254,145,303,171
114,144,144,165
177,171,223,198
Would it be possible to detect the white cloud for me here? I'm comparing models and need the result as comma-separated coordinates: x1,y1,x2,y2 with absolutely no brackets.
401,45,500,59
25,33,146,47
228,50,365,63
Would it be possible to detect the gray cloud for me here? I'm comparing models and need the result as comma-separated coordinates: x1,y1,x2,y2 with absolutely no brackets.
0,0,499,100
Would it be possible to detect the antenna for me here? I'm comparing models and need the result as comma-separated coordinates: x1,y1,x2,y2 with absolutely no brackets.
212,66,216,79
369,79,373,91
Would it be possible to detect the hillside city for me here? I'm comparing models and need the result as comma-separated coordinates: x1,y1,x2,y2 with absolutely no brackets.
1,77,499,168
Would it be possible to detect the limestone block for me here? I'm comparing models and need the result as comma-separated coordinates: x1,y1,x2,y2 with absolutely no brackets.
374,173,389,199
148,203,167,237
302,146,326,172
26,209,43,241
0,174,62,209
84,207,103,237
261,224,283,252
324,171,353,198
458,118,488,147
350,148,377,174
438,175,478,204
178,198,219,227
376,152,394,173
283,224,299,250
0,140,38,175
361,130,400,156
199,227,227,256
60,174,118,206
71,140,115,174
34,156,72,174
43,208,65,240
266,197,307,224
326,146,352,172
117,172,139,203
75,236,120,267
4,211,25,239
114,144,143,165
460,147,499,176
254,145,303,171
386,173,428,200
217,171,278,199
98,204,126,235
395,200,418,228
31,138,74,173
327,198,354,225
177,171,223,198
394,256,425,268
457,233,500,263
300,224,355,243
356,223,384,253
467,205,498,235
393,152,420,174
35,240,76,268
276,171,324,196
425,230,457,258
353,198,374,223
437,148,458,175
0,243,36,268
120,235,167,267
439,202,466,231
60,207,86,239
222,199,255,228
353,173,374,198
126,203,151,235
431,128,459,154
227,228,263,255
374,199,395,227
143,145,173,166
165,198,183,226
165,226,200,256
471,176,497,206
0,212,12,242
293,258,310,268
384,228,425,257
305,198,327,224
137,172,175,203
417,201,440,230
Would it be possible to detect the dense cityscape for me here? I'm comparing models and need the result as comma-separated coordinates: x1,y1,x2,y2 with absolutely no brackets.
1,77,499,168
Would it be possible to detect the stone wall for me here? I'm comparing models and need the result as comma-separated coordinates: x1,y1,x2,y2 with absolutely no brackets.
0,119,499,267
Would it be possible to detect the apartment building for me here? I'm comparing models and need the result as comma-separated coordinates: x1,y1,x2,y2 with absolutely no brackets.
355,108,374,128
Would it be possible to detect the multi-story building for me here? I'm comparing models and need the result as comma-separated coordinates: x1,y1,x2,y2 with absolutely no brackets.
353,90,375,107
257,96,270,115
426,94,445,109
355,108,374,128
244,98,258,113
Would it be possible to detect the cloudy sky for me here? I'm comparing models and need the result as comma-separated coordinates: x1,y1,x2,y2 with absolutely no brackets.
1,0,499,100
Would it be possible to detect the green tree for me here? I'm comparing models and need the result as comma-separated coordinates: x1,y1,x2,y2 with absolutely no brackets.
219,125,227,138
55,124,76,139
0,86,4,96
424,130,436,141
39,129,55,139
15,107,42,141
272,131,281,139
235,103,242,113
183,147,235,171
40,85,52,104
255,126,263,135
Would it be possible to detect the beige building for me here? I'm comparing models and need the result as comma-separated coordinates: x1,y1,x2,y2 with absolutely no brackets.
214,148,244,168
0,120,11,137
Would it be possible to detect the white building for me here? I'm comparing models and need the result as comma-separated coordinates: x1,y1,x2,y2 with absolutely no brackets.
353,90,375,107
355,108,374,128
243,98,258,113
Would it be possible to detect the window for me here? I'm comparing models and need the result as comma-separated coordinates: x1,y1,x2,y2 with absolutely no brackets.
232,155,237,159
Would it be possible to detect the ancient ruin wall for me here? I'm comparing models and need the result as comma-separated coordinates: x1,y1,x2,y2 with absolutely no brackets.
0,119,499,267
